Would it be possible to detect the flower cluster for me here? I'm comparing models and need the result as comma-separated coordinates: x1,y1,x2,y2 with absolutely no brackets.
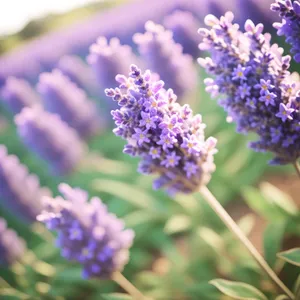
15,107,86,175
0,218,26,266
37,183,134,279
0,77,40,115
38,70,102,139
198,12,300,165
133,21,197,99
0,145,50,223
163,10,200,58
56,55,97,93
106,65,217,194
271,0,300,63
87,37,138,110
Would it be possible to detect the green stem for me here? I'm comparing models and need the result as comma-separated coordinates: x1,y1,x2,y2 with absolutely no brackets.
293,161,300,178
199,186,295,300
112,272,148,300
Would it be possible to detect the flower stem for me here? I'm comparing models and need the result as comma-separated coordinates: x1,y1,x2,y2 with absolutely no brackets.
112,272,147,300
199,186,295,300
293,161,300,178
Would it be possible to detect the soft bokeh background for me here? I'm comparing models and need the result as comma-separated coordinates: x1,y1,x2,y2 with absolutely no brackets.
0,1,299,299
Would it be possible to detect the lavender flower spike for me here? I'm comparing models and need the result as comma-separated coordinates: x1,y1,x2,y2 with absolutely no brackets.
37,183,134,279
87,37,138,110
163,10,201,59
0,218,26,266
15,107,86,175
0,77,40,115
134,22,197,99
0,145,50,223
198,13,300,165
106,65,217,195
38,70,102,139
271,0,300,63
56,55,97,93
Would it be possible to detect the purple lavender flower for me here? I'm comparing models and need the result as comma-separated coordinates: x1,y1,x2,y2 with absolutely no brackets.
163,10,201,58
56,55,97,93
133,21,197,99
106,65,217,194
271,0,300,63
0,218,26,266
0,145,50,223
199,13,300,165
15,107,86,175
37,70,102,139
37,183,134,279
0,77,40,115
87,37,138,110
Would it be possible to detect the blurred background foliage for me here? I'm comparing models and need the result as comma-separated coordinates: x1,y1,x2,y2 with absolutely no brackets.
0,0,299,299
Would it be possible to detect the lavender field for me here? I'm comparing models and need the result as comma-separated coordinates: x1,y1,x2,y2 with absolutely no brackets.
0,1,299,299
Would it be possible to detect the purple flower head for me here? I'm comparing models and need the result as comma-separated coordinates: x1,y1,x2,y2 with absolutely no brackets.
38,70,102,139
199,12,300,164
271,0,300,63
133,21,197,99
15,107,86,175
163,10,200,58
0,218,26,266
87,37,138,110
0,145,50,223
0,77,40,115
105,65,217,194
56,55,97,93
37,184,134,279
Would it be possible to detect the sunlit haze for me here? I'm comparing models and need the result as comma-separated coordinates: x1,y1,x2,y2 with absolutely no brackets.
0,0,99,36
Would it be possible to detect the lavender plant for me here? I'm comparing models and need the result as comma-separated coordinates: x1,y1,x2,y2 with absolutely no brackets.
38,183,146,299
271,0,300,63
107,65,295,299
0,145,50,223
163,10,201,58
87,37,138,110
0,218,26,266
133,21,197,99
37,69,102,139
0,77,40,115
15,107,86,175
198,12,300,174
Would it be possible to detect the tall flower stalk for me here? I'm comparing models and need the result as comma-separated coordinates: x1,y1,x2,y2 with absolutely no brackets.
38,183,146,299
198,12,300,175
106,65,295,299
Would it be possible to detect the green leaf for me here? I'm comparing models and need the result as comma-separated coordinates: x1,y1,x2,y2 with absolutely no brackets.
210,279,268,300
275,296,290,300
0,288,30,299
263,222,286,268
260,182,297,216
164,214,191,234
91,179,157,209
277,248,300,267
100,293,133,300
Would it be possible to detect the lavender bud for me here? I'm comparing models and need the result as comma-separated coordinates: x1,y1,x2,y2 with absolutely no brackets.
0,77,40,115
133,21,197,99
15,107,86,175
163,10,201,58
37,183,134,279
271,0,300,63
37,70,102,139
106,65,217,195
0,218,26,266
0,145,50,223
87,37,138,110
199,12,300,164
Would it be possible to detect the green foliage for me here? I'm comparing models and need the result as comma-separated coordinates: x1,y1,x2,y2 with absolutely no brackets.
278,248,300,267
210,279,268,300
